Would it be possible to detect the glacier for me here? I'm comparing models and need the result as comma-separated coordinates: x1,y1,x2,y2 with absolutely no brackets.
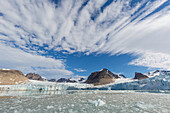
0,80,93,91
0,71,169,91
87,71,170,90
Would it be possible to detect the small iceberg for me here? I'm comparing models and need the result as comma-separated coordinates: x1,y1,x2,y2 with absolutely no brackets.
88,99,105,106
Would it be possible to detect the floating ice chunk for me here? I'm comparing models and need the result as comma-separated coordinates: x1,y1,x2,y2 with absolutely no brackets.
14,110,18,113
136,102,153,109
88,99,105,106
47,105,54,109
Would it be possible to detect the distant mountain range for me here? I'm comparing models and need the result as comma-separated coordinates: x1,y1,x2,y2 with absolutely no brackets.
0,68,168,86
91,70,170,90
49,75,86,83
26,73,45,81
85,68,165,85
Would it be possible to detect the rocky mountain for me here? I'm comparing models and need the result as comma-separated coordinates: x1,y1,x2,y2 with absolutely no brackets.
56,75,87,83
117,74,126,78
57,78,77,83
48,79,56,82
147,70,160,76
147,70,170,77
78,78,85,82
0,69,29,85
69,75,86,83
26,73,45,81
86,68,124,85
134,72,149,80
134,70,170,80
95,70,170,90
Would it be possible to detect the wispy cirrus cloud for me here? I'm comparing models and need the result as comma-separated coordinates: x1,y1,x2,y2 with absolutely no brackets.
0,0,170,72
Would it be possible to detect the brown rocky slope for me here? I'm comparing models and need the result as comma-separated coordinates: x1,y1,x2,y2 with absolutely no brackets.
0,69,29,85
26,73,45,81
86,68,117,85
134,72,149,80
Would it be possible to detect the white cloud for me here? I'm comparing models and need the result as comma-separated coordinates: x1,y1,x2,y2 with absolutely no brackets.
0,0,170,70
74,68,87,72
0,43,73,79
129,52,170,70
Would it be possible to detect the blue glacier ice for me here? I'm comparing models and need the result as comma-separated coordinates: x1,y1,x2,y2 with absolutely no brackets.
90,71,170,90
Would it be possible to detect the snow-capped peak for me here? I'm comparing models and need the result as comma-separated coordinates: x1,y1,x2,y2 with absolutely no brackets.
145,70,170,78
69,75,87,82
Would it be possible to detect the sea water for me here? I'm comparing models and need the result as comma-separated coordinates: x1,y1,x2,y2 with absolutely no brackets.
0,90,169,113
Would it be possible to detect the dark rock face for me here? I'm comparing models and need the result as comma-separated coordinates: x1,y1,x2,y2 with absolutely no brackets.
57,78,77,83
78,78,85,82
0,69,29,85
57,78,68,82
148,70,170,76
118,74,126,78
161,70,170,75
48,79,56,82
134,72,149,80
26,73,44,81
86,68,116,85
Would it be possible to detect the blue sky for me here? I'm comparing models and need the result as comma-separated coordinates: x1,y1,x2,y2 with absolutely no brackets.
0,0,170,79
65,53,152,78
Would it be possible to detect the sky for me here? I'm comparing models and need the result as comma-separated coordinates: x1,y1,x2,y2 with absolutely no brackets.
0,0,170,79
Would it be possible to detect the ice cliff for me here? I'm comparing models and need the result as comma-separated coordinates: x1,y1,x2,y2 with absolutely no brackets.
88,71,170,90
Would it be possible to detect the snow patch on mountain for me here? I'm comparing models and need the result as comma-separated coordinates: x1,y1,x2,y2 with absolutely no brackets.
145,70,160,77
69,75,87,82
95,71,170,90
